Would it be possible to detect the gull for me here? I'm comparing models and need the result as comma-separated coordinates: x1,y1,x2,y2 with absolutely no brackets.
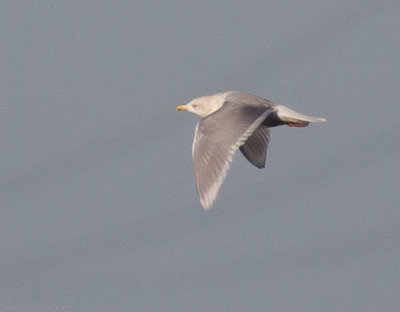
176,91,326,210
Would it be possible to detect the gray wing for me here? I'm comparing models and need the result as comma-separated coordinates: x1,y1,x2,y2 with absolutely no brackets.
192,102,273,210
239,126,270,169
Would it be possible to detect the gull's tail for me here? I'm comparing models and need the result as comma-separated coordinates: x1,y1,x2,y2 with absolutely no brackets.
276,105,326,126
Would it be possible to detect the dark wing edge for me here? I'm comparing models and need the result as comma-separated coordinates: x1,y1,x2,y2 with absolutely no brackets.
239,126,270,169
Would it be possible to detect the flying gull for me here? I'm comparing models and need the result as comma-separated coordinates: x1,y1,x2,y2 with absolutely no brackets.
176,91,326,210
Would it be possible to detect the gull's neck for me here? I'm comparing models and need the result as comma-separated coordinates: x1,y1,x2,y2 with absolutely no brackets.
193,91,231,117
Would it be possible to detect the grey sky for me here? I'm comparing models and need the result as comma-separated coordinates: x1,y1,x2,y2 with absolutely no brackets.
1,1,399,311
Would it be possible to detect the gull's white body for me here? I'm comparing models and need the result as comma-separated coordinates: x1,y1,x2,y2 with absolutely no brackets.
177,91,326,210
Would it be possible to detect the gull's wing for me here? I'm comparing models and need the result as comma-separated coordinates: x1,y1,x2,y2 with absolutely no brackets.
192,102,273,210
239,126,270,169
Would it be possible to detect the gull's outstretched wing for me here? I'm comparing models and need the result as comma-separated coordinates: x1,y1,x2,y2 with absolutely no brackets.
192,102,273,209
239,126,270,169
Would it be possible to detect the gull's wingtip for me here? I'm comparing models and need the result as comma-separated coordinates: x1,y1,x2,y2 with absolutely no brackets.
199,192,216,210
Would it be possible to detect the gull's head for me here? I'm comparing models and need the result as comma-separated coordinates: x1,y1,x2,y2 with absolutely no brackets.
176,93,227,118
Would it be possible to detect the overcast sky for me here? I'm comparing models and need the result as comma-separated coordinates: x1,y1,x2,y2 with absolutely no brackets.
1,1,399,311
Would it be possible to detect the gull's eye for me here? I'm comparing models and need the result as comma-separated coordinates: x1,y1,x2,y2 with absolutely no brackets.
192,104,198,109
